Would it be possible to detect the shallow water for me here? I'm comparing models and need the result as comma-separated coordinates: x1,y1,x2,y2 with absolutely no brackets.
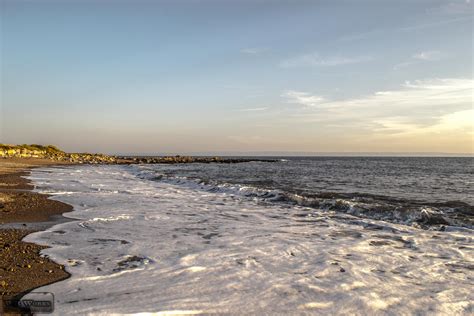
24,164,473,315
139,157,474,229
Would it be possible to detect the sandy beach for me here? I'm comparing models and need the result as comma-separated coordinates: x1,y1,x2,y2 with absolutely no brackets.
0,158,72,314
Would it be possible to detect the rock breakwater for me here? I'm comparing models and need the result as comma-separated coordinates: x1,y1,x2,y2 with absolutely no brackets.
1,144,276,165
119,156,276,164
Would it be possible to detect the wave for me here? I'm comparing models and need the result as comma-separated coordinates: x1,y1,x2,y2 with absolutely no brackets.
131,166,473,230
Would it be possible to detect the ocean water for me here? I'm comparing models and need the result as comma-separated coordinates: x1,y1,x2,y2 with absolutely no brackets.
138,157,474,228
23,158,473,315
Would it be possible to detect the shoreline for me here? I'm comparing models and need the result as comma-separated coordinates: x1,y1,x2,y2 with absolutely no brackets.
0,158,73,314
0,153,276,313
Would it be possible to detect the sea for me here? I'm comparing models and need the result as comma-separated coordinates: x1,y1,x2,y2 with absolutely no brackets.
23,157,473,315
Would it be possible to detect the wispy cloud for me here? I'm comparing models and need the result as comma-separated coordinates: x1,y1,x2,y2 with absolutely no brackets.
394,50,442,70
412,50,441,61
240,47,267,55
280,53,372,68
281,91,325,107
281,78,473,135
393,61,417,70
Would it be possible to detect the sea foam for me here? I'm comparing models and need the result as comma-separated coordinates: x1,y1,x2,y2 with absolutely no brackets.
23,165,473,315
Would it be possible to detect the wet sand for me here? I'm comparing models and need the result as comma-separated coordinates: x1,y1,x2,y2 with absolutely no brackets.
0,158,72,314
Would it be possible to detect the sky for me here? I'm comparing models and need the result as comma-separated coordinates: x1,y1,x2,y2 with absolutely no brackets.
1,0,473,155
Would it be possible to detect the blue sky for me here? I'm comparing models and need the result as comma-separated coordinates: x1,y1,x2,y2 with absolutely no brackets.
1,0,473,154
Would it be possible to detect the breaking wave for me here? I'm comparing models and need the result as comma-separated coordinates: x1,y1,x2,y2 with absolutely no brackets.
133,166,473,230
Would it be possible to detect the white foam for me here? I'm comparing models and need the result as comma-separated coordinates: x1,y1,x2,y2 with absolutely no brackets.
23,165,474,315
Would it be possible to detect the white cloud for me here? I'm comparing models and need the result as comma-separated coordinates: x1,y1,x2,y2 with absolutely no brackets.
280,53,372,68
281,91,325,107
282,78,473,135
412,50,441,61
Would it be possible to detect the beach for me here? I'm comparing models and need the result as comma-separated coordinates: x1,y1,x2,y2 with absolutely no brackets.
0,158,71,314
0,154,280,314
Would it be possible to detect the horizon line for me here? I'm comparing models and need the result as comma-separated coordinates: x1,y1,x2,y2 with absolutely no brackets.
113,151,474,157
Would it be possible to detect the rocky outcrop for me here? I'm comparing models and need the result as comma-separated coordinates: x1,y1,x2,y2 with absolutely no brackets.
1,144,276,165
0,144,60,159
0,144,117,164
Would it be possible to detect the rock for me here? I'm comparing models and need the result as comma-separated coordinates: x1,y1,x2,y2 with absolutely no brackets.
1,144,275,165
117,155,277,165
419,208,450,226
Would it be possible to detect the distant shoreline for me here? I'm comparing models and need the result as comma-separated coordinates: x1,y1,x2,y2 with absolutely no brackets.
114,153,474,158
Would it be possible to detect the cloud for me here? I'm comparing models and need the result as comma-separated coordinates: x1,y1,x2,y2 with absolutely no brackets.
280,53,372,68
281,91,325,107
394,50,442,70
412,50,441,61
393,61,417,70
281,78,473,135
241,47,267,55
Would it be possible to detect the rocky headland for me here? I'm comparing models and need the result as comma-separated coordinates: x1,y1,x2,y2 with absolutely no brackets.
0,144,116,164
0,144,276,164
